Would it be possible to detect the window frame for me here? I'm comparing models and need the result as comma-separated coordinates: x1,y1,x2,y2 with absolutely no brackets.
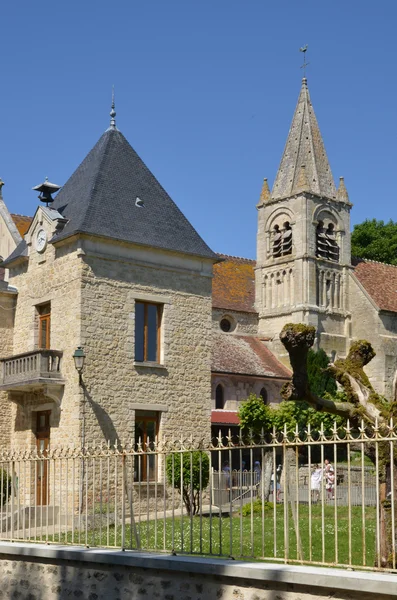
134,411,160,482
215,384,225,410
135,301,163,363
38,303,51,349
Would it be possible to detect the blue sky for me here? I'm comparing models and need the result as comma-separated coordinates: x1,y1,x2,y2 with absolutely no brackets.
1,1,396,258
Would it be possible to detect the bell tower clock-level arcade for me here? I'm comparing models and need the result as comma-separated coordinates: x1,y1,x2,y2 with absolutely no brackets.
255,77,353,360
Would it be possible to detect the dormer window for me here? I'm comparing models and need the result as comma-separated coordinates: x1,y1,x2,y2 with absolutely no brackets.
272,222,292,258
316,221,339,262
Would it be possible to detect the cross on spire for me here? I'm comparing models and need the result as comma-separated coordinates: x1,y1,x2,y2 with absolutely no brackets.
299,44,309,78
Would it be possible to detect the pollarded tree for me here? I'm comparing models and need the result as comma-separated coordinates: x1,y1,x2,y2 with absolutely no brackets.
279,323,397,568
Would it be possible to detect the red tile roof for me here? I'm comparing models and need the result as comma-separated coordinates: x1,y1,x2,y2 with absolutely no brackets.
353,259,397,313
212,333,291,378
11,214,32,237
213,254,256,313
211,410,240,425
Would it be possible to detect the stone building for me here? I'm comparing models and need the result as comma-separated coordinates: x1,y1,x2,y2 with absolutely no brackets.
0,106,221,491
0,74,396,486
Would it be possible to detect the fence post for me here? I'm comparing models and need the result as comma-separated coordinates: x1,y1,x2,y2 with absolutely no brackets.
121,453,126,550
10,460,15,542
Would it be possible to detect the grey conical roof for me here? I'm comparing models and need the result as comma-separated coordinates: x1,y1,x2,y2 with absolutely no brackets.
271,78,337,200
49,127,217,260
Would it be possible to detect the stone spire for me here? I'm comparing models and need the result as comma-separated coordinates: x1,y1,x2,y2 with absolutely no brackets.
272,78,337,200
257,177,271,207
337,176,350,203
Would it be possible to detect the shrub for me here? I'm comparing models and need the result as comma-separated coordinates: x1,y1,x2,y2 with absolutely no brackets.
166,451,209,516
241,499,274,517
0,469,12,505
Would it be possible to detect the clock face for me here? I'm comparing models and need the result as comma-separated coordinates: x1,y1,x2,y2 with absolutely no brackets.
35,228,47,253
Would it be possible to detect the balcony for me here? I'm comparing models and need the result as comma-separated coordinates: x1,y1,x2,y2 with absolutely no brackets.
0,350,65,404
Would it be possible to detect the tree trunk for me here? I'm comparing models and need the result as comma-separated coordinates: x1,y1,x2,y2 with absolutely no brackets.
284,447,303,561
261,450,273,502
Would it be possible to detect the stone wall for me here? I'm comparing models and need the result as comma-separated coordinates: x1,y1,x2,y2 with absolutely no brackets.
350,274,397,397
8,236,83,449
211,373,283,410
212,308,258,336
0,289,17,447
79,239,213,444
0,543,395,600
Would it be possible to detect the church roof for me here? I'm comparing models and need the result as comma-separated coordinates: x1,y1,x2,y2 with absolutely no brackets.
353,258,397,313
212,333,291,379
213,254,256,313
271,78,337,200
10,214,32,237
46,127,217,260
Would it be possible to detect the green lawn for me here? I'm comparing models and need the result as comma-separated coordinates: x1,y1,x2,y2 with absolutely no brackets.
41,503,377,568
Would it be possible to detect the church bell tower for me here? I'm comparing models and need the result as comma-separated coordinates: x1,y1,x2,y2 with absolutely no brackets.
256,77,353,358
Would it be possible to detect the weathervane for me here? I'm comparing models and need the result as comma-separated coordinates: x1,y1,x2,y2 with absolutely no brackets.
299,45,309,78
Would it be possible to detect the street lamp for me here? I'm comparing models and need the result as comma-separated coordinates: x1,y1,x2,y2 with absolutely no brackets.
73,346,86,514
73,346,85,378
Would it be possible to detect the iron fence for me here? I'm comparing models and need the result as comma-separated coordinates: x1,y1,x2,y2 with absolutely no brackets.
0,420,395,572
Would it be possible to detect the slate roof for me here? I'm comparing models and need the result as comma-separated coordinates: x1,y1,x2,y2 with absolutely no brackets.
213,254,256,313
272,78,337,201
353,258,397,313
212,333,291,378
11,214,32,237
46,127,217,260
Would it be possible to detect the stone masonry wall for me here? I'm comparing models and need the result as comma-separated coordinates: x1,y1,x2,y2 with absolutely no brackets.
350,275,397,397
212,308,258,335
80,248,213,444
8,238,84,448
0,290,17,448
0,545,394,600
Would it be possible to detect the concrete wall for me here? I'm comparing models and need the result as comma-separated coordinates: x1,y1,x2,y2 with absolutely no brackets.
0,543,395,600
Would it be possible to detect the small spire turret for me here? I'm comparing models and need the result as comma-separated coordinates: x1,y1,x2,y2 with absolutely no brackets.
337,176,349,203
257,178,271,207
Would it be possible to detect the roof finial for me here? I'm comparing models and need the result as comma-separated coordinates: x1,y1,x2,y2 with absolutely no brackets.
110,85,116,129
299,45,309,81
257,178,271,208
337,176,350,203
0,179,4,199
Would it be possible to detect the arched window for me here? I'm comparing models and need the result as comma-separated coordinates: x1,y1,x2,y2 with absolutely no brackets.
272,222,292,258
215,384,225,409
316,221,339,262
281,222,292,255
260,387,268,405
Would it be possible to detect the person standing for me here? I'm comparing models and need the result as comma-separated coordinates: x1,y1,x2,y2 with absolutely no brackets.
310,463,323,502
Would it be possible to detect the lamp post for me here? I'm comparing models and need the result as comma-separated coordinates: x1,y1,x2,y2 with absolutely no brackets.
73,346,86,514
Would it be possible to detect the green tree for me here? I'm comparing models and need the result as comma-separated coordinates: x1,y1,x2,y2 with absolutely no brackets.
351,219,397,265
238,394,345,437
166,451,209,516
